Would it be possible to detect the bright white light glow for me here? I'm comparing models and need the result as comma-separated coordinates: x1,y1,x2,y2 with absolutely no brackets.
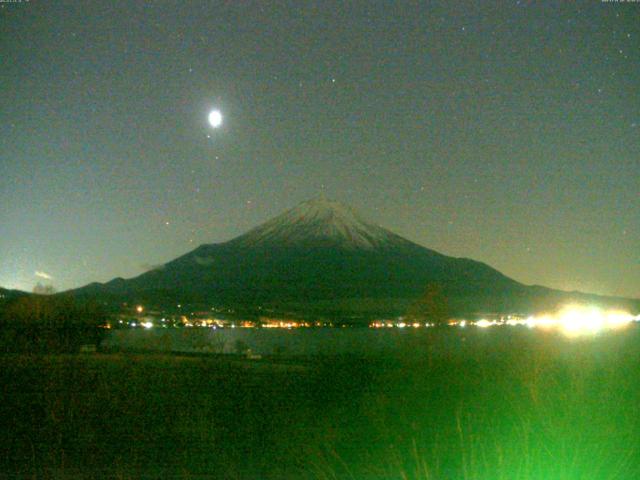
475,319,494,328
558,306,603,336
468,305,638,337
208,110,223,128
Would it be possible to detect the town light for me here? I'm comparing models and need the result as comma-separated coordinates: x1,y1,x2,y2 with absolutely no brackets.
466,305,637,336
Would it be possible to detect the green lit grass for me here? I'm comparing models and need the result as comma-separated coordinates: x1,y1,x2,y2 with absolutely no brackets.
1,328,639,479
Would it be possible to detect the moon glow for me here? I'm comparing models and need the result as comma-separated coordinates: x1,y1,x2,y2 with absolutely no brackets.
208,110,223,128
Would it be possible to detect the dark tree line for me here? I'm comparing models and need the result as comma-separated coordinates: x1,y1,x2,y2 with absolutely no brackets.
0,295,107,353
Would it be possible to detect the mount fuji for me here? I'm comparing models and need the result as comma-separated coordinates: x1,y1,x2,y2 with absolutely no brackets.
67,198,638,319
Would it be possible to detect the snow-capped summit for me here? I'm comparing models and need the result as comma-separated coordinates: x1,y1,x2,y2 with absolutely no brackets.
229,197,405,250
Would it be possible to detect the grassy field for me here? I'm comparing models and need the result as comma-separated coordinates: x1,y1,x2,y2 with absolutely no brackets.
2,327,640,479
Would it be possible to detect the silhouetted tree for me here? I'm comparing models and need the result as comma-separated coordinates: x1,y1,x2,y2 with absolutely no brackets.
33,283,57,295
0,295,107,353
406,282,450,326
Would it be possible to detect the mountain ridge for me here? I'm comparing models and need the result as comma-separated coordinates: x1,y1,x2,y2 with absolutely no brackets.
64,198,640,318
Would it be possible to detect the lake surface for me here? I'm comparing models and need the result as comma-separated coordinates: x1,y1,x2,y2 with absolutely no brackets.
103,325,634,357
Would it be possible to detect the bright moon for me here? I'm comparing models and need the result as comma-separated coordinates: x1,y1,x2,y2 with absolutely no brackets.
208,110,223,128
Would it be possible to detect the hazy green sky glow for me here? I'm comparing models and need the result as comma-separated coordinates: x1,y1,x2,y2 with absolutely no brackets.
1,1,638,298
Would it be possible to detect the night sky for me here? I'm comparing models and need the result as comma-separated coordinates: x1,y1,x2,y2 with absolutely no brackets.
1,1,638,298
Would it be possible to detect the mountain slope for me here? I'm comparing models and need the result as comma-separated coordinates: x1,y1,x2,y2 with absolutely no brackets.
0,287,31,314
0,287,29,301
66,198,639,318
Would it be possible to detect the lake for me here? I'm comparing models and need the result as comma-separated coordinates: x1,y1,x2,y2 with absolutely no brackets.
102,324,635,358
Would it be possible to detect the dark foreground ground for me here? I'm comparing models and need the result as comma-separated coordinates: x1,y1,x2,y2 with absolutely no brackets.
2,327,640,479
